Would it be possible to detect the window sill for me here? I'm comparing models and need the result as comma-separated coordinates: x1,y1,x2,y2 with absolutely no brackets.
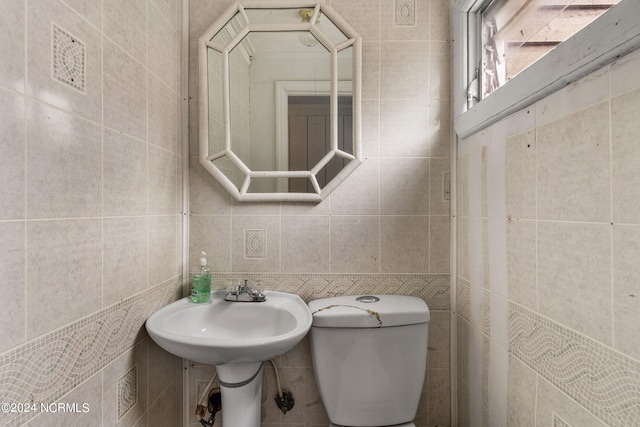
453,0,640,139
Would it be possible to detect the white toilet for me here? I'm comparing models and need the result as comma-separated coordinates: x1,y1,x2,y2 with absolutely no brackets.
308,295,430,427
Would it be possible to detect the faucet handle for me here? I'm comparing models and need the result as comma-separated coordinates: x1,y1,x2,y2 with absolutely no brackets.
225,281,239,294
248,289,266,301
224,279,266,302
227,281,237,291
247,279,264,295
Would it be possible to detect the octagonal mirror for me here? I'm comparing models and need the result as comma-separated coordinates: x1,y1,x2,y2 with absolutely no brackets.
198,0,362,202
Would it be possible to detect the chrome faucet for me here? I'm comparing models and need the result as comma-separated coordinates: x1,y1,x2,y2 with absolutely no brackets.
224,279,266,302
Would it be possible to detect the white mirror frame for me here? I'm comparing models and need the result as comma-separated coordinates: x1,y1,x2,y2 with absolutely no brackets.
198,0,362,202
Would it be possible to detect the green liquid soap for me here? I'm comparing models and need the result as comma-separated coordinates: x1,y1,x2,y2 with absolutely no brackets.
189,251,211,304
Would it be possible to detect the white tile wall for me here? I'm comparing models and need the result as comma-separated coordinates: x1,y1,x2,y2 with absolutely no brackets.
104,0,147,64
457,46,640,427
611,88,640,224
612,225,640,360
103,39,147,140
0,0,184,425
190,0,449,273
26,101,102,218
26,219,102,338
0,0,25,93
0,89,25,219
103,129,149,216
0,222,25,353
188,0,452,423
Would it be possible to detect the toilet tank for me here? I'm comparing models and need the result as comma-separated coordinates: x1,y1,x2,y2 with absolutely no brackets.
308,295,430,427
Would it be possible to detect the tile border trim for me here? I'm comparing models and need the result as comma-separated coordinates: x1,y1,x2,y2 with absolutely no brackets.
509,302,640,427
0,277,182,427
0,272,448,426
210,273,450,310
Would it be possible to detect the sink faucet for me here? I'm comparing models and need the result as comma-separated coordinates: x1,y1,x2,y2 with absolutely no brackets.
225,280,266,302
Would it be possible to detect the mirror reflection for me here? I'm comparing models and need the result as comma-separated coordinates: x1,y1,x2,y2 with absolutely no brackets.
199,1,361,202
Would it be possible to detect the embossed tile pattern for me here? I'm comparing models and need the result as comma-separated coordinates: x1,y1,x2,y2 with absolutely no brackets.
509,303,640,427
456,278,470,319
244,229,267,259
117,365,138,420
52,23,85,92
0,280,179,427
210,273,450,309
553,412,573,427
394,0,416,26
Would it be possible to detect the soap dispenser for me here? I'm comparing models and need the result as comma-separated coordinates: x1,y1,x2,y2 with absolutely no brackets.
190,251,211,303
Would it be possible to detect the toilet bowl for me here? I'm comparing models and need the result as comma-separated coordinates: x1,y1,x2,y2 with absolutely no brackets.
308,295,430,427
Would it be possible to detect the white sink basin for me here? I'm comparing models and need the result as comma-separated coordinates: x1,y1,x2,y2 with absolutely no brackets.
146,290,312,365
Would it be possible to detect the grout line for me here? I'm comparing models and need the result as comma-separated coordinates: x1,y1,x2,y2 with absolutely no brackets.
146,0,151,296
608,67,615,350
378,0,382,273
23,0,29,345
101,2,105,311
180,0,191,425
534,113,539,313
181,0,191,299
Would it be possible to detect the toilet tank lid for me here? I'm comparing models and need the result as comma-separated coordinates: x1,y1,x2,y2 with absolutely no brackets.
308,295,430,328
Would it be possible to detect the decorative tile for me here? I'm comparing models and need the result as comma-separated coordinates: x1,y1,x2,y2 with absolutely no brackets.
117,365,138,420
51,23,85,92
481,288,491,336
244,229,267,259
509,303,640,427
394,0,416,27
457,278,470,319
0,279,180,427
210,273,450,310
458,279,492,336
553,412,572,427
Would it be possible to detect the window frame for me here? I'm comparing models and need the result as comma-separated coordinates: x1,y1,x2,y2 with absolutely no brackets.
451,0,640,139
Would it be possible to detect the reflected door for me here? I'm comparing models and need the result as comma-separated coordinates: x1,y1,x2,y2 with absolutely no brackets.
288,96,353,193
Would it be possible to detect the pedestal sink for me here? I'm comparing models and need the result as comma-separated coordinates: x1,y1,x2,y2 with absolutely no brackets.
145,290,312,426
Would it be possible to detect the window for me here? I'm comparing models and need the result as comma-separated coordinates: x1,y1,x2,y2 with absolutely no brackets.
452,0,640,138
480,0,621,99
